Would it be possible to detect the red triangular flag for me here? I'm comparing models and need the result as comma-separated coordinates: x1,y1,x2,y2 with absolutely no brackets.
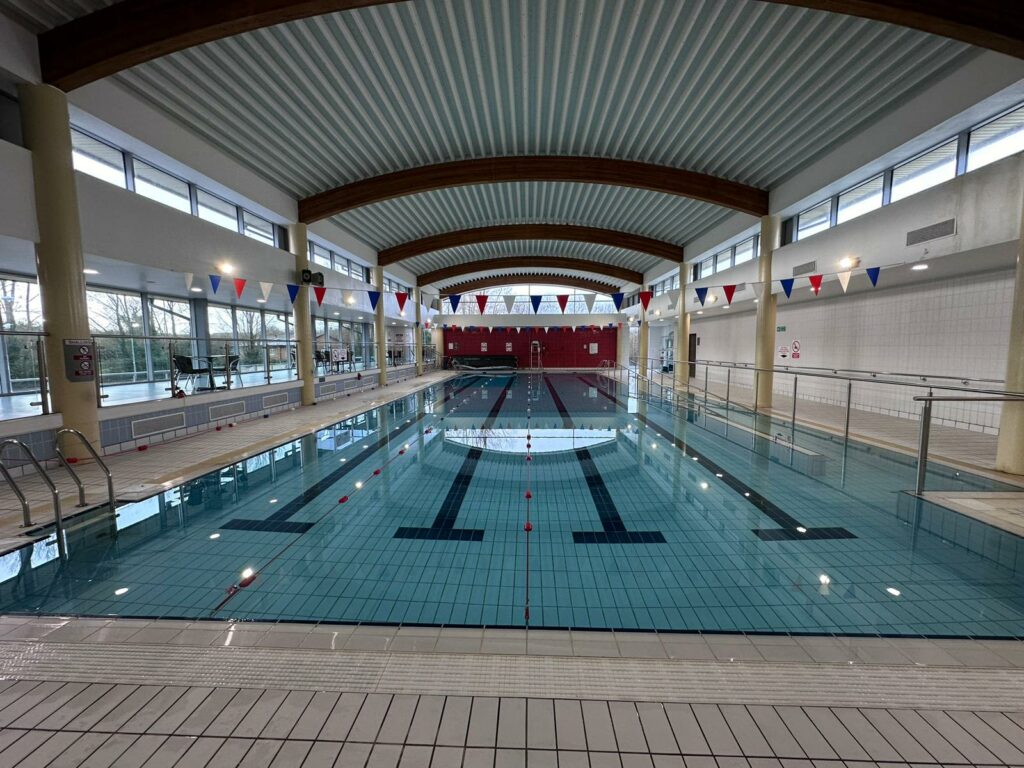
313,286,327,306
723,284,737,305
233,278,246,298
476,294,489,314
556,295,569,313
638,291,653,311
395,292,408,312
809,274,823,295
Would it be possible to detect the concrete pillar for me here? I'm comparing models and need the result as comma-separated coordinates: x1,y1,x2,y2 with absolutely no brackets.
616,320,630,368
414,287,424,376
18,84,100,449
373,267,387,387
674,272,691,392
753,215,780,411
288,223,316,406
996,200,1024,474
638,315,650,394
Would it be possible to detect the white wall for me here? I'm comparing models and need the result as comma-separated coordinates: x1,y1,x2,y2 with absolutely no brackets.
0,139,36,242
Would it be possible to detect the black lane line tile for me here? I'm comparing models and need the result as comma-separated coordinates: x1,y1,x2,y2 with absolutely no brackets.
222,377,481,534
577,375,855,542
394,376,514,541
541,375,666,545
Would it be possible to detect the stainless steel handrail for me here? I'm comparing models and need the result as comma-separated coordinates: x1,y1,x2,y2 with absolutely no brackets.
912,394,1024,494
54,428,116,512
0,439,66,559
691,358,1004,385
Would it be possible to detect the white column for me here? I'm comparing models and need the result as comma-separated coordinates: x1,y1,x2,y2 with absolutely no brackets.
996,191,1024,474
674,269,691,392
414,287,424,376
288,223,316,406
753,215,780,411
19,84,100,449
373,267,387,387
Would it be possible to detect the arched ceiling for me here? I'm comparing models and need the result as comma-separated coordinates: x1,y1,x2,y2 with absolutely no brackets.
438,273,620,296
0,0,982,292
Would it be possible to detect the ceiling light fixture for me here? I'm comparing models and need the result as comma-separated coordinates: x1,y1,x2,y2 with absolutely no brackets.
83,268,99,275
838,256,861,270
190,286,203,293
911,263,928,271
220,263,235,274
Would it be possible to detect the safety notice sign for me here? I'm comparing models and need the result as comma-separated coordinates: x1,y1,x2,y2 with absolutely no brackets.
778,345,790,359
63,338,95,381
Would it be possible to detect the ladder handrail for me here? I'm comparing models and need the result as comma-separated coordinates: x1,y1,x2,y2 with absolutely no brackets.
0,439,66,560
54,428,116,512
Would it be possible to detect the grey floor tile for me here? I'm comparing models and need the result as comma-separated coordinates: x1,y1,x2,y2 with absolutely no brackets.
690,705,740,756
379,694,419,744
407,695,445,745
147,686,214,734
290,691,343,741
558,751,592,768
746,706,804,760
799,709,868,763
528,699,557,750
718,705,772,758
320,692,368,741
652,756,685,768
945,710,1024,764
121,733,191,768
367,743,404,768
589,753,622,768
636,703,680,755
827,709,900,763
174,687,240,736
464,747,497,768
771,707,837,761
107,734,166,768
494,748,526,768
119,687,189,733
581,701,617,753
203,737,255,768
436,696,473,746
335,741,373,768
527,748,559,767
554,700,587,752
9,682,92,729
878,709,963,765
79,733,139,767
0,681,67,727
233,737,285,768
853,709,930,764
260,690,316,739
3,730,75,767
35,683,115,730
398,744,434,767
620,755,654,768
303,741,343,767
915,710,998,765
230,689,289,738
468,698,500,748
609,702,648,753
47,732,111,768
170,736,226,768
269,740,314,767
349,694,394,743
497,698,527,749
431,746,464,767
204,688,264,738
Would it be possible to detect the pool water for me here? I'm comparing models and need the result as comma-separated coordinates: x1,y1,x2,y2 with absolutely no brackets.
1,373,1022,637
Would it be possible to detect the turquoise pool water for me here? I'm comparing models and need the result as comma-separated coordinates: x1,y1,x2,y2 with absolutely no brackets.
1,373,1022,637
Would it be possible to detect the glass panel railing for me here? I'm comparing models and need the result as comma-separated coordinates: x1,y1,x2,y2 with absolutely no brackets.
0,331,49,419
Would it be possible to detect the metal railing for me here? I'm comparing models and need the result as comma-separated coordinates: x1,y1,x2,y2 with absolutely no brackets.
0,330,50,416
0,439,65,559
54,428,116,511
914,394,1024,493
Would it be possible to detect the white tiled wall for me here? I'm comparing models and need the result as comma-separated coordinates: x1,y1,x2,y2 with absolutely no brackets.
692,270,1015,431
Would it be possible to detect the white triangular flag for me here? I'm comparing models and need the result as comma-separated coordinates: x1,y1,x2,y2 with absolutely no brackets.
184,272,193,291
749,281,764,297
837,271,851,293
583,293,596,313
503,295,516,313
667,289,680,310
260,282,273,301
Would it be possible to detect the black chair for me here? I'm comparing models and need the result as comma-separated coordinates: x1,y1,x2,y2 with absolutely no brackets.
314,349,328,374
172,355,210,393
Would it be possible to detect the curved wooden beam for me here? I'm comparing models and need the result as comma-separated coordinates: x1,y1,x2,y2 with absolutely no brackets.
417,256,642,287
380,224,682,267
300,157,767,220
37,0,1024,93
439,274,618,296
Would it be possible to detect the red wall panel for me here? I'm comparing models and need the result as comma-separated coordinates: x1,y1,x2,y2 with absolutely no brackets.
443,326,617,368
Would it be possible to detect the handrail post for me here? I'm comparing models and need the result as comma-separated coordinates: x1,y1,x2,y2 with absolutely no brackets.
790,375,798,446
841,379,852,486
0,439,66,560
264,339,272,385
35,337,50,414
55,428,116,512
224,342,231,389
703,365,708,408
725,368,731,414
915,398,933,495
93,341,104,407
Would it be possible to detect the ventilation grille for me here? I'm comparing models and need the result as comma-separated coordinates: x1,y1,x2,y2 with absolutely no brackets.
132,412,185,438
209,400,245,420
319,384,337,396
907,218,956,246
262,392,289,408
792,260,817,277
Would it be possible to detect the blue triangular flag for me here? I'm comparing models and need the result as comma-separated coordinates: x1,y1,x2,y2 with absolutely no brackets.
866,267,880,287
530,295,542,313
780,278,794,298
448,294,461,312
368,290,381,311
695,287,708,306
209,274,221,294
611,292,624,311
286,284,300,304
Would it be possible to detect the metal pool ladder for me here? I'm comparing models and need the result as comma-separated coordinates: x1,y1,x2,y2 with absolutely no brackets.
0,438,67,560
54,428,116,512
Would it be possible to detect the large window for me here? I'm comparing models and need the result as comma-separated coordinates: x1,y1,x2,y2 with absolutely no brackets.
967,105,1024,172
87,289,148,384
890,139,957,203
796,200,832,240
148,298,192,338
698,257,714,279
196,190,238,231
133,160,192,213
71,130,126,188
837,175,883,224
242,211,275,246
733,237,755,265
311,244,333,269
207,305,235,340
714,248,733,272
235,308,264,369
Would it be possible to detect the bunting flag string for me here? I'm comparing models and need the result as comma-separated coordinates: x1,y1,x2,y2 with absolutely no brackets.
866,267,881,286
184,272,193,292
395,292,408,312
611,292,624,311
722,284,736,305
837,271,852,293
286,284,300,304
313,286,327,306
447,294,460,313
638,291,653,311
667,289,679,310
209,274,221,294
749,282,764,297
233,277,246,299
808,275,823,295
476,294,489,314
503,295,517,313
530,295,542,313
260,282,273,302
583,293,597,313
780,278,794,299
556,295,569,313
695,287,709,306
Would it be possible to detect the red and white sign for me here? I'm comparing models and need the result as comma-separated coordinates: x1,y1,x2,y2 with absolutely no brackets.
778,345,790,359
792,340,801,360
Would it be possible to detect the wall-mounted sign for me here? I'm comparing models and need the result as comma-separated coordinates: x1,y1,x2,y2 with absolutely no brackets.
480,342,488,352
63,339,95,381
777,345,790,359
791,339,801,360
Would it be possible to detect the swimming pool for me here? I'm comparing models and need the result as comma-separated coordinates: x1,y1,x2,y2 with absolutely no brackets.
2,373,1022,637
